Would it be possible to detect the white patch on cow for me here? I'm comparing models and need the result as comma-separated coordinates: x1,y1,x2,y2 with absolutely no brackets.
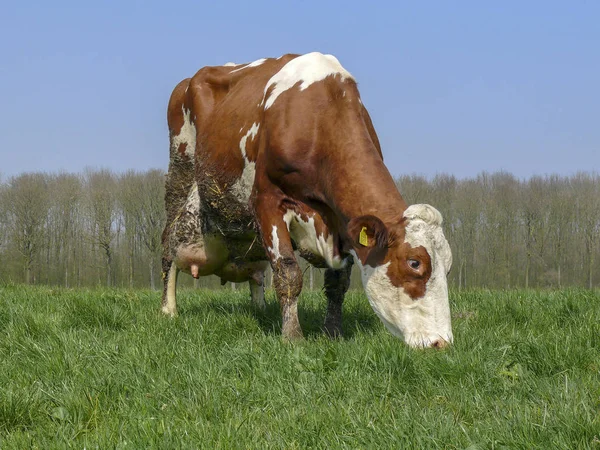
238,122,260,159
403,204,453,272
223,62,239,67
262,52,354,110
267,225,282,260
231,123,260,204
230,58,267,73
170,106,196,159
283,210,345,269
185,182,201,214
231,162,255,205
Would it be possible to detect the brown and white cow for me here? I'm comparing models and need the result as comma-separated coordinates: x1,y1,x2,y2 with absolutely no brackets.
161,52,453,348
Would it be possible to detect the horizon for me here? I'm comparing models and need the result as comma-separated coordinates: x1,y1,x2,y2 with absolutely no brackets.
1,2,599,179
1,166,599,184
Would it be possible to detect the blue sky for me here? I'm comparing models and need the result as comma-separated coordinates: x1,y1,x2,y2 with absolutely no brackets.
1,1,598,179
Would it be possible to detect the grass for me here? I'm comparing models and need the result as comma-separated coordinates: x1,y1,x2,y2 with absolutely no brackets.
0,284,598,449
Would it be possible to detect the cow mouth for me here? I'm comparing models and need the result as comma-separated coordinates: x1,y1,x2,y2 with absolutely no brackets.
375,313,452,348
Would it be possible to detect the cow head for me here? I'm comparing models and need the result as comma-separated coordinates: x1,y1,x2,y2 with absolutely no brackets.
349,204,453,348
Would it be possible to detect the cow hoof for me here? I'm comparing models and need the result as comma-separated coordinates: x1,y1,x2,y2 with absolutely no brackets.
252,300,267,311
161,307,177,317
323,323,343,339
282,325,304,341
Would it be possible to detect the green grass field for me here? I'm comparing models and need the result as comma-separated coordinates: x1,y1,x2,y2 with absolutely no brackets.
0,284,598,449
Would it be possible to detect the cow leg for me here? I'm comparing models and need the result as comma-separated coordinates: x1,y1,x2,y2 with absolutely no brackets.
323,259,353,338
249,273,266,310
255,199,304,339
161,259,179,316
273,254,303,339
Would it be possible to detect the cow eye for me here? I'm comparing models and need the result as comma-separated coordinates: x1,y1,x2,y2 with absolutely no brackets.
408,259,420,270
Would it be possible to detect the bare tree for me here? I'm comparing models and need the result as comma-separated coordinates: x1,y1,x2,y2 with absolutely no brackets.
85,169,117,287
2,173,50,283
547,175,575,287
118,170,165,289
452,179,481,289
118,171,139,288
521,176,552,288
50,173,83,287
572,173,600,288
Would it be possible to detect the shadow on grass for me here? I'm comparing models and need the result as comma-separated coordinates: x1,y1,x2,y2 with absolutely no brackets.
178,291,380,340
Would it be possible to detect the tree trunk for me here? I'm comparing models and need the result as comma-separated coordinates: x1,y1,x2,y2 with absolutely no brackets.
129,242,134,288
589,254,593,289
45,237,50,284
106,249,112,287
149,258,155,290
76,241,81,287
587,237,594,289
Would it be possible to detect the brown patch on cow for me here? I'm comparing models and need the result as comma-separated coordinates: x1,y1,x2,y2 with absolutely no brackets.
166,78,190,136
385,243,432,299
176,143,187,156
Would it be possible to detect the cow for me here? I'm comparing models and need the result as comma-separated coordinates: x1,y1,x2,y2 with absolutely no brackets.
161,52,453,348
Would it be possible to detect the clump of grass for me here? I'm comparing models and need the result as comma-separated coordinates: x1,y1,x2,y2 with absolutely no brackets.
0,391,41,434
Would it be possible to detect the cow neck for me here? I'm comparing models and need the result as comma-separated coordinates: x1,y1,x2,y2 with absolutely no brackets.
327,146,408,227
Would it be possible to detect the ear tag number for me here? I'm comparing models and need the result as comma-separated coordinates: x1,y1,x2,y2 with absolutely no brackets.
359,227,369,246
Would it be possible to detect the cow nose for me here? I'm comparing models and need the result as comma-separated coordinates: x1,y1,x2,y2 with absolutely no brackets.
430,338,449,349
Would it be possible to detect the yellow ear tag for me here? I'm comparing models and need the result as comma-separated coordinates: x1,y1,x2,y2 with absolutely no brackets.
359,226,369,246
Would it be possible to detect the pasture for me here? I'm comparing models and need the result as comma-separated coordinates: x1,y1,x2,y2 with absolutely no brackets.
0,284,598,448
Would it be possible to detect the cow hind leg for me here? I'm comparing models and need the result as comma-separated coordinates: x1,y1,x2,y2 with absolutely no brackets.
249,274,266,310
323,259,353,338
161,259,179,317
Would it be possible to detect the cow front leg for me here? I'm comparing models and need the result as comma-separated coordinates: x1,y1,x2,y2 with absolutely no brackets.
272,255,303,339
323,259,353,338
161,258,179,317
256,202,304,339
249,272,266,310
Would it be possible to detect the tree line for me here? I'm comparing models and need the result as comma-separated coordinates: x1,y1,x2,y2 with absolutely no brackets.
0,169,598,290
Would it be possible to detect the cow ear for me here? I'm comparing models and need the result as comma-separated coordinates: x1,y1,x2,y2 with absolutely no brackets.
347,215,389,265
